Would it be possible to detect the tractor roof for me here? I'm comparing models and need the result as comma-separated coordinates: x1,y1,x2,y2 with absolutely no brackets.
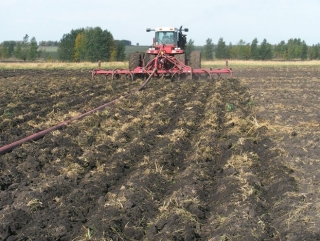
155,27,178,32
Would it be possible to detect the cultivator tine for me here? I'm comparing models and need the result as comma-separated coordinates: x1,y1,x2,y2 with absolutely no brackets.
92,62,232,81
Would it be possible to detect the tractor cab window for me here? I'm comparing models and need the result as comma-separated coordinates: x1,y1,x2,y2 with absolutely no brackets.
156,31,176,44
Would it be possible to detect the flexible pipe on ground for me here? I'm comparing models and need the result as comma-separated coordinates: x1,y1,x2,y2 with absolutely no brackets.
0,69,156,155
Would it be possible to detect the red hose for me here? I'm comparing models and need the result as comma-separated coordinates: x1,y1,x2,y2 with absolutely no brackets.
0,69,156,155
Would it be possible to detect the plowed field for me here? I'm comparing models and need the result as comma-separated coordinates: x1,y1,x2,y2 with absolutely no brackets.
0,67,319,240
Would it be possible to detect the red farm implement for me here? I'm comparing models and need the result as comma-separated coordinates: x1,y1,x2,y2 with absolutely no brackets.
92,26,232,80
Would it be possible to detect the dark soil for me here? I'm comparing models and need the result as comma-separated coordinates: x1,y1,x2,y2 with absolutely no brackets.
0,67,319,240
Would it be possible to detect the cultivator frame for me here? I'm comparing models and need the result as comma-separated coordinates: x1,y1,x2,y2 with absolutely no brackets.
92,50,232,81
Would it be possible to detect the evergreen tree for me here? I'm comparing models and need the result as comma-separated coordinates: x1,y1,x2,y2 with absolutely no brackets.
21,34,29,61
215,38,228,59
260,39,273,60
301,40,308,60
287,38,301,59
203,38,214,60
23,34,29,45
251,38,259,60
185,39,195,57
315,44,320,59
29,37,38,61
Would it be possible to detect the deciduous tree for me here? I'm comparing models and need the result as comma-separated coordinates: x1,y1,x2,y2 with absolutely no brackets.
58,28,84,61
115,41,126,61
274,40,287,59
58,27,116,62
14,43,22,59
74,32,86,62
308,44,320,60
228,40,251,60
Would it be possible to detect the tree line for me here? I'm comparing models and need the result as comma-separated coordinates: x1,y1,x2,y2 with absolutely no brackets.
196,37,320,60
1,28,320,61
0,27,130,62
39,41,59,46
0,35,39,61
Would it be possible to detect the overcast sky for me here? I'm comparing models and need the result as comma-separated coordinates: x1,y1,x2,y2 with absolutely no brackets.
0,0,319,46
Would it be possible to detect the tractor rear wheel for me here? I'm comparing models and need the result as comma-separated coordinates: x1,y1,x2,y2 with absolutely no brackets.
129,52,143,70
175,53,186,65
189,51,201,69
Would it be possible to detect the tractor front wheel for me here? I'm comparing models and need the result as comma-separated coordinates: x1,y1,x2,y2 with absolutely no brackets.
175,53,186,65
144,53,155,67
129,52,143,70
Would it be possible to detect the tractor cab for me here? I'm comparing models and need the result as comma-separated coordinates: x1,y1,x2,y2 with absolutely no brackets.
146,26,188,50
156,29,176,45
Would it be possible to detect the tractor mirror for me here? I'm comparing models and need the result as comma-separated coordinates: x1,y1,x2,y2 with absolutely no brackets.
146,28,151,32
184,28,189,32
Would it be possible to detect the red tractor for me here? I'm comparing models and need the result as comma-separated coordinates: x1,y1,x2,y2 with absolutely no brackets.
92,26,232,80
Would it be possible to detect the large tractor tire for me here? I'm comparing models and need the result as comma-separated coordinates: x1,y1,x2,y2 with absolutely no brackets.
175,53,186,65
189,51,201,69
129,52,143,70
144,53,155,67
